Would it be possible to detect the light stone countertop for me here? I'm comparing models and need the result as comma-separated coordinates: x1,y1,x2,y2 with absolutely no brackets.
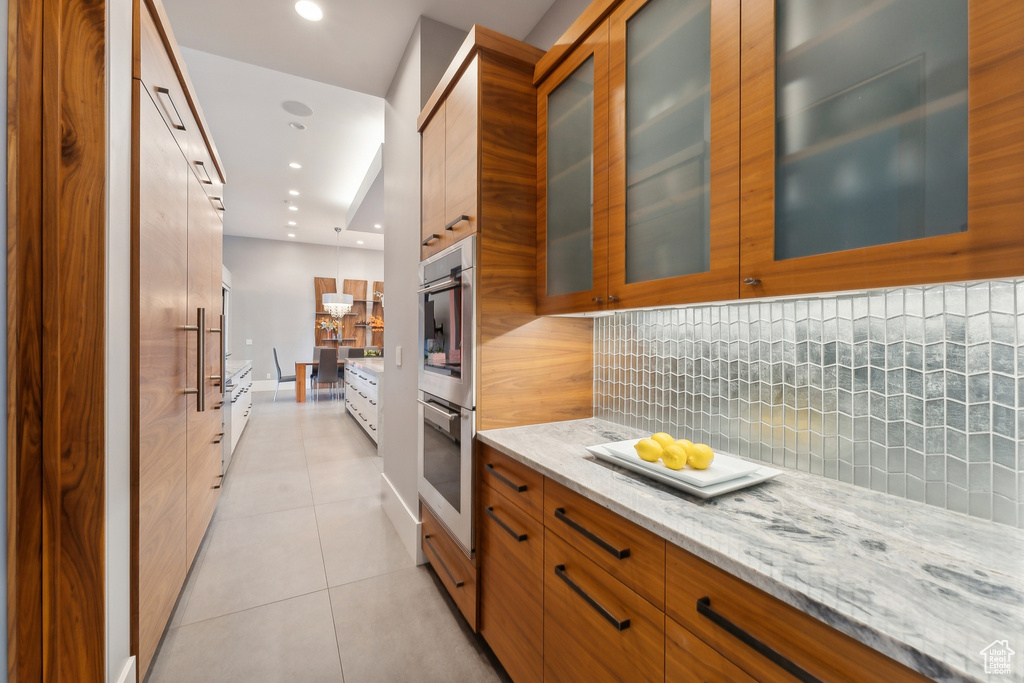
224,359,251,381
348,357,384,375
477,418,1024,683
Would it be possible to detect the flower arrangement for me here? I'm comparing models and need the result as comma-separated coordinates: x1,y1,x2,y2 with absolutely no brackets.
369,314,384,332
317,318,338,332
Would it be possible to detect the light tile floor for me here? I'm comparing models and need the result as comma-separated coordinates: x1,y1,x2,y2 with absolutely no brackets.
148,390,508,683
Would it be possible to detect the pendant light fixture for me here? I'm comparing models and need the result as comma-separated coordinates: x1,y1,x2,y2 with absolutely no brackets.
323,226,354,318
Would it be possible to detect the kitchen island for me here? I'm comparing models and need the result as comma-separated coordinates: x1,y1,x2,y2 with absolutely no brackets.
478,418,1024,683
346,358,383,443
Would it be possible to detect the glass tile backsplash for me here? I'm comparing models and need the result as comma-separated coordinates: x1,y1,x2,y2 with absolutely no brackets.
593,280,1024,528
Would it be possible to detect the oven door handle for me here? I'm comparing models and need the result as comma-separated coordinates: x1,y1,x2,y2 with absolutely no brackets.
417,398,459,421
417,277,459,295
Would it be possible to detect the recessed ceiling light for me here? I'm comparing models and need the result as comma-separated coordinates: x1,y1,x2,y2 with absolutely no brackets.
288,206,298,211
288,233,296,238
288,221,297,226
289,122,307,131
289,190,300,196
289,162,302,169
282,100,314,117
373,224,382,229
356,240,364,245
294,0,323,21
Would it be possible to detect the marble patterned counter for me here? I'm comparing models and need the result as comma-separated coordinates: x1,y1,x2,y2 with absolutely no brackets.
477,418,1024,683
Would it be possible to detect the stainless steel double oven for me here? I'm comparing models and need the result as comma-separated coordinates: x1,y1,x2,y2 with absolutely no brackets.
417,236,475,555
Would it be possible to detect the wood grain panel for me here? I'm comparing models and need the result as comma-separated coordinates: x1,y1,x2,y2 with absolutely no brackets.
543,530,664,682
478,483,544,683
476,48,594,429
420,105,446,260
533,0,623,85
133,83,190,679
666,544,929,682
536,25,610,315
444,58,479,248
421,500,479,631
313,276,337,347
138,3,192,159
738,0,1024,297
666,617,757,683
478,444,544,520
544,479,666,610
604,0,741,308
342,279,367,347
370,281,385,348
8,0,109,677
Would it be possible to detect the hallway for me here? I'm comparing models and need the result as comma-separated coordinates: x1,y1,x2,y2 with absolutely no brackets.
148,391,507,682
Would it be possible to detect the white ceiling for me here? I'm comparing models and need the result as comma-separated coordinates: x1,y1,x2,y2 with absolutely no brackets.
168,0,563,250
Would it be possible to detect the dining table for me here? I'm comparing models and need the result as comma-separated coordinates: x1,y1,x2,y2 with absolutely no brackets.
294,358,347,403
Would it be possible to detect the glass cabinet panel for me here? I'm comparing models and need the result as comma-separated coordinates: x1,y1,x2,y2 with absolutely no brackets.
546,57,595,297
774,0,968,261
624,0,711,284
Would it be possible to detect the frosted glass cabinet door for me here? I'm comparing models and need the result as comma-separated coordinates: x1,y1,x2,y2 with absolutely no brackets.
606,0,741,307
740,0,1024,297
537,25,609,314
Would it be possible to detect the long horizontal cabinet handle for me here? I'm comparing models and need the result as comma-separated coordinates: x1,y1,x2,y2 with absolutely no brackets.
484,506,527,542
553,507,630,560
697,596,822,683
421,233,441,246
484,462,527,493
423,534,464,588
555,564,630,631
445,215,470,231
154,86,186,131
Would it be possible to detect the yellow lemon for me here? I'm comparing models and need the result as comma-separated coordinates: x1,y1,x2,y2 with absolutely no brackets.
634,438,663,463
662,443,689,470
650,432,675,449
688,443,715,470
675,438,694,451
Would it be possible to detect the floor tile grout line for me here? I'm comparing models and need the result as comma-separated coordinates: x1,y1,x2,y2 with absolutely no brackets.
174,587,332,631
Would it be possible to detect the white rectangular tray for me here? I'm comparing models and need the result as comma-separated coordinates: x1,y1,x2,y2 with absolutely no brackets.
602,439,762,487
586,444,781,500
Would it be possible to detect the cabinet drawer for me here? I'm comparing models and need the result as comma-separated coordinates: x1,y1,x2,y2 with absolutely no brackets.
544,478,665,610
479,483,543,683
666,544,928,683
543,530,664,682
139,3,192,159
666,617,756,683
421,500,478,631
478,444,544,520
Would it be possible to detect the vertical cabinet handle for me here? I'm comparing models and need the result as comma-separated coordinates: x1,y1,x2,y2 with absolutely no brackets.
554,507,630,560
182,306,206,411
154,86,186,131
555,564,630,631
209,314,225,392
697,597,822,683
484,462,527,493
423,535,464,588
484,506,527,542
194,160,213,184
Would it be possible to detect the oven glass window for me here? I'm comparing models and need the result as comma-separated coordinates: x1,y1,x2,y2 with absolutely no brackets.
422,399,462,512
422,271,463,380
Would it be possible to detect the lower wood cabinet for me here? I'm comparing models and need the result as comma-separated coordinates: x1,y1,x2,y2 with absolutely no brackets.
478,483,544,683
666,618,756,683
421,500,478,631
543,530,665,682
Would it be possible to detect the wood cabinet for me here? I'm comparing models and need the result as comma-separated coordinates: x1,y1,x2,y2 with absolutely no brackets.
420,63,479,260
420,500,479,630
537,0,1024,313
132,0,226,678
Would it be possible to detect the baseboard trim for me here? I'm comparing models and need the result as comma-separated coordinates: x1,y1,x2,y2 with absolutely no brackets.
381,473,425,565
115,656,136,683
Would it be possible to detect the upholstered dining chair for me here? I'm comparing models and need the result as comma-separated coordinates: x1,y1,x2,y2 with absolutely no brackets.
313,346,340,401
272,347,297,402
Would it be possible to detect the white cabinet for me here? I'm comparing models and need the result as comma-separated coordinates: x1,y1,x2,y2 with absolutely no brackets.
227,361,252,457
345,360,381,443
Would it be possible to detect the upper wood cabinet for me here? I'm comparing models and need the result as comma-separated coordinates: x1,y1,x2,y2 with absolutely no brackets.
420,61,479,260
537,0,1024,313
739,0,1024,298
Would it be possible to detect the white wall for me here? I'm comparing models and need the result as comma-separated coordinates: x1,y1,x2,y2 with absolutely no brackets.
222,235,384,386
380,17,464,560
524,0,594,50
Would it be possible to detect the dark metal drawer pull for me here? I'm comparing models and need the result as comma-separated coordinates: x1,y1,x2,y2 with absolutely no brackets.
554,507,630,560
445,214,470,231
485,506,527,542
424,534,464,588
421,233,441,246
194,160,213,184
154,86,186,130
555,564,629,631
697,596,822,683
484,462,527,493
